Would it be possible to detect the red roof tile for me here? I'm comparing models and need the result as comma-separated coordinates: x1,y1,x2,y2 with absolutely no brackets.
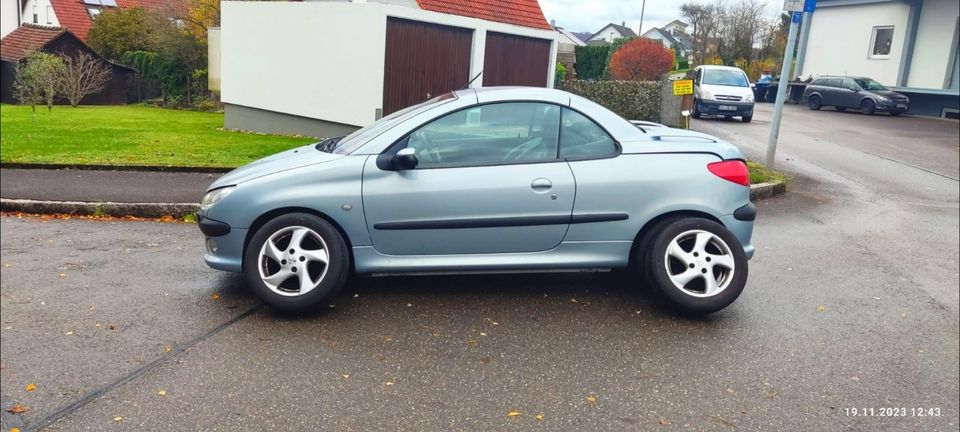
0,24,69,61
416,0,552,30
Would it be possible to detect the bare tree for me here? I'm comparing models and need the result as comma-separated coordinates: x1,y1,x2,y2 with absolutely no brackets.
57,52,112,107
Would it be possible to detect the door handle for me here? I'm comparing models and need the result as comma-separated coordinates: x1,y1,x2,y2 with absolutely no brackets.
530,178,552,191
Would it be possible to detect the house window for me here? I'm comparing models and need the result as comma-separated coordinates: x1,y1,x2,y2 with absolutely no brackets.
869,26,894,59
46,5,53,24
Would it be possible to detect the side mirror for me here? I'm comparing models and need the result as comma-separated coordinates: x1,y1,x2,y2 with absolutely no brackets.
392,147,419,170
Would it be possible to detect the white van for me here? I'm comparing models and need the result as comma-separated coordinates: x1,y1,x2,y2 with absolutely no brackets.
688,65,755,123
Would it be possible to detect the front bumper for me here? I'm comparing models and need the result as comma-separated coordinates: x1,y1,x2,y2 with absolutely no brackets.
698,100,754,116
198,214,246,273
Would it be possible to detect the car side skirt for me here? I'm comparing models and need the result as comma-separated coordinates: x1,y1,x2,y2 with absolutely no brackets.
351,241,634,274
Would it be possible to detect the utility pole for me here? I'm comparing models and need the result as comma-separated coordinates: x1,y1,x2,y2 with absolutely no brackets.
764,10,802,169
638,0,647,35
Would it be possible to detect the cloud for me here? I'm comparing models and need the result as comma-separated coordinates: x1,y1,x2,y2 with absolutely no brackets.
540,0,782,35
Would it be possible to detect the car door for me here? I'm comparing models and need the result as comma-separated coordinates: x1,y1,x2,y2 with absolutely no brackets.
361,102,576,256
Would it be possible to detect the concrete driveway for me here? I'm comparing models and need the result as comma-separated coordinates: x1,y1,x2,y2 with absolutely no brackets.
0,103,957,431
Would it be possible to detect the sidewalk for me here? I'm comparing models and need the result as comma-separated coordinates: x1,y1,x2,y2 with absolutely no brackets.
0,168,221,203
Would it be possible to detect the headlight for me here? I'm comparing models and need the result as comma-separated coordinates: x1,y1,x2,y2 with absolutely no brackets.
200,186,236,211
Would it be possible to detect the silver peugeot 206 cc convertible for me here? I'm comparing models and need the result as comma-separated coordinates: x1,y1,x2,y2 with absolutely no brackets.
197,87,755,315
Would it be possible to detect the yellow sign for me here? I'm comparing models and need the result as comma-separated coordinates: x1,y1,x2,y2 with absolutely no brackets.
673,79,694,96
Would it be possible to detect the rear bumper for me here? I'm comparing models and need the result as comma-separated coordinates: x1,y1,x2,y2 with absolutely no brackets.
698,100,754,116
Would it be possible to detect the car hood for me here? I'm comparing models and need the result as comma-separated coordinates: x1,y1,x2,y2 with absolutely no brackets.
870,89,906,98
209,143,344,190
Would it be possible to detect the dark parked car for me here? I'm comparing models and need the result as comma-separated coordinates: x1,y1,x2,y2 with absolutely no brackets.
802,76,910,115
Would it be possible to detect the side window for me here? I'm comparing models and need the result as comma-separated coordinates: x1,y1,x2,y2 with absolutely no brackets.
406,102,560,167
559,108,617,159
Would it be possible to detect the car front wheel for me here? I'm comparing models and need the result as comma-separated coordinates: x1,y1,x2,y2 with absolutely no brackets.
244,213,350,313
641,218,748,315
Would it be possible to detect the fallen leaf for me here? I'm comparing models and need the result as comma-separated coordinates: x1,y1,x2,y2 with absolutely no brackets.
535,413,544,421
211,293,222,301
114,416,123,422
659,418,671,425
817,305,826,312
507,410,522,417
586,394,598,405
6,403,28,414
157,390,166,396
24,383,36,392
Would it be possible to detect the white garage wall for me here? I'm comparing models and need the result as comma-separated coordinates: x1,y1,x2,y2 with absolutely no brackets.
907,0,959,89
803,2,910,86
221,1,557,128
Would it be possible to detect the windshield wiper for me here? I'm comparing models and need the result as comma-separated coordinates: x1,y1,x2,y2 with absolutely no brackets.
315,136,344,153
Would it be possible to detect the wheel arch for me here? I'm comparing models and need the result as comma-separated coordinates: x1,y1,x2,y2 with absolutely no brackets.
243,207,355,272
628,210,723,267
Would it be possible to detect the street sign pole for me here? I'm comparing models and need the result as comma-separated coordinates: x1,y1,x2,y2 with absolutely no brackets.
764,11,802,169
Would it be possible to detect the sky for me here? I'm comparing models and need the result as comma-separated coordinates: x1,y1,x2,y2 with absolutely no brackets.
539,0,783,36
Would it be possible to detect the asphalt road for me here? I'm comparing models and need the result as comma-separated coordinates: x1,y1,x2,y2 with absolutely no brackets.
0,169,218,203
1,105,958,431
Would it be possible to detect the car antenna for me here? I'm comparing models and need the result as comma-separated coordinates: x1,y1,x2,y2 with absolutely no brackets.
460,71,483,90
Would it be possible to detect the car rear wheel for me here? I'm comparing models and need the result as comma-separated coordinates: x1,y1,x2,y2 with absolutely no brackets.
244,213,350,313
640,218,748,315
808,95,822,110
860,99,876,115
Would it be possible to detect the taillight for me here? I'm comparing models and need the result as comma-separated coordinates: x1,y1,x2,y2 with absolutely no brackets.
708,160,750,186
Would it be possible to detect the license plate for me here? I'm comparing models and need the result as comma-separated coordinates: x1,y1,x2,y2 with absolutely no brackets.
719,105,737,111
896,104,906,108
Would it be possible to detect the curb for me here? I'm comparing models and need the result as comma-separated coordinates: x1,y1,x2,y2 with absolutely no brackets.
1,162,232,173
750,180,787,200
1,198,198,218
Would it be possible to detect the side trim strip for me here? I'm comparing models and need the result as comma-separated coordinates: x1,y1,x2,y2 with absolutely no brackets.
373,213,628,230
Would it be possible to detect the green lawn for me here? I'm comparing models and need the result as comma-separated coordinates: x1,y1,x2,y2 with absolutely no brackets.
0,104,316,168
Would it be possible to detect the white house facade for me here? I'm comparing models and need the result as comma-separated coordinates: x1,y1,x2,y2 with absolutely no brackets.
797,0,959,117
220,0,558,137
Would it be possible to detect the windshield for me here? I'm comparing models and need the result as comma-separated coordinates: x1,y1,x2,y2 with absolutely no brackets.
853,78,886,91
703,69,749,87
331,93,457,155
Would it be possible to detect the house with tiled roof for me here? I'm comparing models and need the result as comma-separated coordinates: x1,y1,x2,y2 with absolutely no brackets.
585,22,638,45
0,23,135,104
3,0,183,42
216,0,560,137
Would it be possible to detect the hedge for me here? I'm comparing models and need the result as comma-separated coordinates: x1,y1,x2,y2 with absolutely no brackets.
558,80,662,122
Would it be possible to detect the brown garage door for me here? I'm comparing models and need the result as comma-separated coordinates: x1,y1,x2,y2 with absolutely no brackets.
383,18,473,116
483,32,551,87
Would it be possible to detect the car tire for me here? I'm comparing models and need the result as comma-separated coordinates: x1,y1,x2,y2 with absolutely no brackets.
641,218,748,315
860,99,876,115
836,107,846,112
692,99,702,119
741,115,752,123
244,212,350,313
808,95,822,110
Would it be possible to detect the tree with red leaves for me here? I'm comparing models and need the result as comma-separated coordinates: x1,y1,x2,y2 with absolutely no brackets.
608,38,675,81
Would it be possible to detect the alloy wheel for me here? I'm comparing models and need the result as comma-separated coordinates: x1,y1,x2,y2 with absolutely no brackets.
258,226,330,296
663,229,736,298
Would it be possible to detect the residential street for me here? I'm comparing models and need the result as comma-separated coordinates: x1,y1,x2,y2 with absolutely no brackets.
1,105,957,431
